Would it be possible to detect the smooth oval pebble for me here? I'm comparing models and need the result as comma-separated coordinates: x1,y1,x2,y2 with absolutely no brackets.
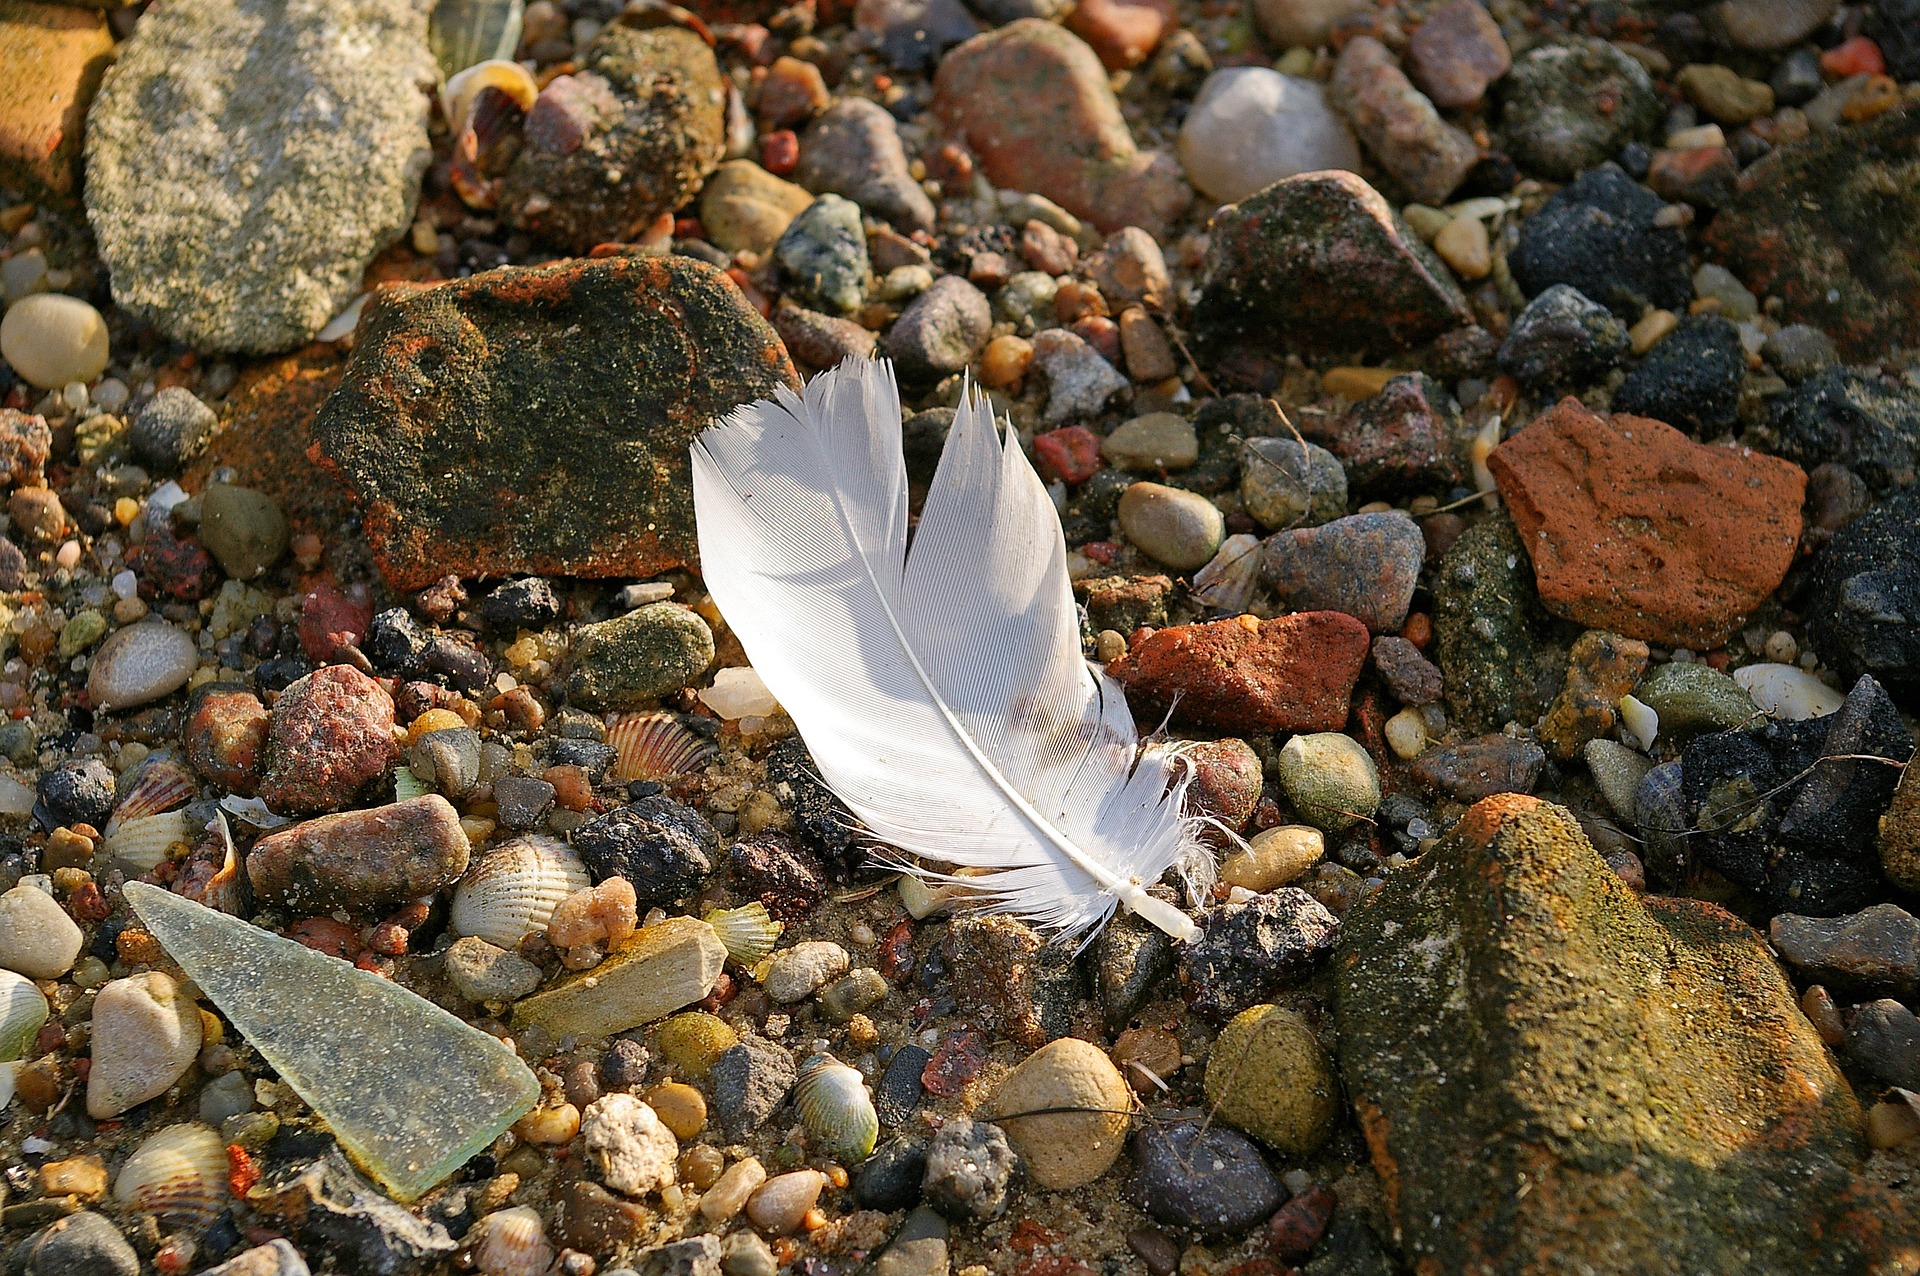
1117,481,1225,571
0,293,111,389
1220,825,1324,892
0,883,85,979
1731,661,1845,720
87,971,204,1118
699,1155,767,1223
1203,1003,1338,1155
1275,732,1380,833
1177,68,1361,204
88,621,199,713
992,1037,1132,1190
746,1168,826,1233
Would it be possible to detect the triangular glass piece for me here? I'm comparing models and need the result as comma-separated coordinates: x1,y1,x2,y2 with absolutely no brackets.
126,882,539,1201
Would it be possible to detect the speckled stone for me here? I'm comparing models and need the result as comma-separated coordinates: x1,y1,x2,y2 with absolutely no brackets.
1259,511,1425,633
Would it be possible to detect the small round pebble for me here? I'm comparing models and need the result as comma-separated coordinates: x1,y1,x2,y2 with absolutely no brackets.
0,883,85,978
1177,68,1361,204
36,756,116,827
641,1080,707,1138
200,483,289,579
88,620,200,713
1433,214,1491,280
1275,732,1380,833
1220,825,1324,891
130,387,217,472
922,1117,1017,1222
0,293,111,389
444,935,544,1004
992,1037,1132,1189
1117,482,1225,570
745,1169,826,1234
86,971,204,1118
763,940,851,1003
1102,413,1197,471
1203,1003,1338,1154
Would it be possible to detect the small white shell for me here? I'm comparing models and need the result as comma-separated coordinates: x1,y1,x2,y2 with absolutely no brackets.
451,834,590,950
608,712,718,782
442,58,539,133
102,811,193,874
1191,534,1262,614
470,1204,554,1276
113,1123,229,1228
0,969,48,1062
704,902,783,967
1618,694,1659,753
1732,662,1846,721
793,1053,877,1163
105,755,195,833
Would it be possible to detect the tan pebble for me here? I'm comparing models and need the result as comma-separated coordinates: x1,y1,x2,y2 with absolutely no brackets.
1321,366,1397,398
1867,1099,1920,1149
1385,706,1429,759
746,1168,826,1234
1433,214,1491,280
700,1155,767,1223
641,1080,707,1139
1628,309,1678,355
1400,203,1451,241
0,882,84,978
1220,825,1325,892
992,1037,1132,1189
979,334,1034,392
0,293,110,389
514,1101,581,1145
40,1154,108,1200
1111,1026,1182,1094
87,971,203,1118
680,1143,725,1190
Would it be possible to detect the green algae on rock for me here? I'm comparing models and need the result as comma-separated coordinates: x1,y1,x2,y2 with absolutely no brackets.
1433,512,1564,735
124,882,538,1202
1336,795,1920,1275
315,254,801,590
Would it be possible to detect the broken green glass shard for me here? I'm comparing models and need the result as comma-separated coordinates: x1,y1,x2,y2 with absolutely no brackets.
125,882,538,1202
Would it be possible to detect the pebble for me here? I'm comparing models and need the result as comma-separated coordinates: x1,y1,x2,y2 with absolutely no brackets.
1093,916,1175,1031
1176,69,1360,205
1677,63,1775,125
943,914,1077,1048
579,1093,679,1197
1717,0,1836,49
1692,263,1758,320
776,194,871,315
885,276,991,383
1880,769,1920,893
567,603,716,710
1410,733,1547,799
1433,213,1491,280
1584,739,1653,820
921,1118,1017,1221
1805,486,1920,698
1537,629,1651,759
444,936,544,1004
818,967,889,1023
1331,37,1480,206
1769,905,1918,997
1612,316,1746,437
1760,324,1839,383
745,1169,826,1234
870,1205,948,1276
1204,1003,1338,1153
247,794,470,912
1509,163,1691,316
1184,738,1264,833
259,664,399,814
1372,634,1443,704
200,482,289,579
1118,308,1176,381
86,971,203,1118
1251,0,1371,48
728,830,828,921
763,940,851,1003
1259,511,1425,633
0,882,84,978
1180,890,1341,1022
1497,284,1628,388
1239,436,1346,530
1276,731,1380,833
992,1038,1132,1189
1032,328,1129,424
573,796,718,906
1498,38,1661,180
795,98,938,234
1083,228,1171,311
0,292,110,389
1102,413,1197,470
1128,1116,1283,1240
1314,372,1471,498
699,161,816,255
36,755,115,828
876,1044,932,1128
1220,825,1324,892
1108,611,1369,734
1633,661,1757,733
699,1156,767,1224
1407,0,1511,109
1116,481,1224,570
1845,999,1920,1090
712,1036,797,1135
15,1212,140,1276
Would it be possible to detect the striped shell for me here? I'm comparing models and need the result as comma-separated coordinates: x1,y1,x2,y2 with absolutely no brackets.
107,755,195,831
103,811,193,874
451,835,590,950
113,1123,229,1228
704,902,783,967
608,712,717,783
0,969,48,1062
794,1053,877,1163
471,1205,554,1276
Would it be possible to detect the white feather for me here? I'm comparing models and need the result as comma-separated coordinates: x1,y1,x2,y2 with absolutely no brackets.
691,356,1205,944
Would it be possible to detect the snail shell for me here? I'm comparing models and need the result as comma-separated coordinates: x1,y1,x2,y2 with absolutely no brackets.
0,969,48,1062
794,1053,878,1163
1634,760,1688,884
113,1123,229,1228
451,834,590,950
470,1204,554,1276
102,811,193,875
608,712,717,783
703,902,783,967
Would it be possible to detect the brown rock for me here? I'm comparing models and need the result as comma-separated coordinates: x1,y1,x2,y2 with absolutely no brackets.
1084,228,1171,310
186,345,353,539
1406,0,1511,109
246,794,471,912
0,410,51,487
258,664,399,815
1536,630,1650,760
555,1179,652,1252
1487,398,1805,648
0,1,113,199
1302,372,1471,499
1108,611,1369,734
1647,144,1738,209
757,55,830,129
1883,765,1920,893
942,914,1069,1050
184,685,271,795
771,304,878,370
1409,733,1546,800
7,486,65,543
316,254,799,590
932,20,1191,237
1064,0,1171,70
1330,37,1481,206
1118,308,1176,382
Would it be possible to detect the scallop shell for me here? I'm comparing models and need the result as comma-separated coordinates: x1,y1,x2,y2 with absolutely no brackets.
793,1053,878,1163
113,1123,229,1228
395,765,434,802
470,1205,554,1276
103,811,193,875
1190,534,1262,615
609,712,718,782
0,969,48,1063
107,755,195,831
703,902,783,967
451,835,590,950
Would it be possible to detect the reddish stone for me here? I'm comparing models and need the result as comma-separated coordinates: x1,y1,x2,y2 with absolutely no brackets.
1646,145,1737,208
1487,398,1806,648
920,1027,987,1096
288,916,361,960
1406,0,1510,109
931,20,1191,236
877,918,916,980
184,686,271,796
757,56,830,128
1108,611,1370,734
298,581,374,663
1071,315,1121,365
0,410,51,487
185,345,353,539
1821,35,1885,77
1032,425,1104,484
129,527,221,602
1330,37,1480,206
1064,0,1172,70
1302,371,1468,499
759,127,799,175
1183,737,1263,835
1267,1185,1337,1262
0,2,113,199
258,665,399,815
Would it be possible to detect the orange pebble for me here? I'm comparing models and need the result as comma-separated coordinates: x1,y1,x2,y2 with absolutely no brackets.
1820,34,1885,78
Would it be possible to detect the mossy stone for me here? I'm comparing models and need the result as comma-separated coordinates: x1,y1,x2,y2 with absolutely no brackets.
652,1011,738,1081
1203,1004,1337,1155
567,603,715,710
1433,512,1561,734
1275,732,1379,833
1634,661,1757,734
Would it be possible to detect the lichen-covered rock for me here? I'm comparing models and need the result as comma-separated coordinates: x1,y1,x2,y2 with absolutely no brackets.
83,0,436,352
1497,37,1661,180
1336,795,1920,1274
500,25,725,253
1432,512,1561,735
316,255,799,590
566,604,715,709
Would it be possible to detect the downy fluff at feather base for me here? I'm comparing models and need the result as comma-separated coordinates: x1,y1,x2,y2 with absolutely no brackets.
691,355,1208,944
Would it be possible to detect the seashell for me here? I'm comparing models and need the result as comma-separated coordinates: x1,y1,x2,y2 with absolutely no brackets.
103,811,193,875
470,1204,554,1276
793,1053,878,1163
451,835,590,950
113,1123,229,1228
107,755,195,832
443,58,540,210
1191,534,1262,614
1634,760,1688,885
0,969,48,1062
703,902,783,967
1732,662,1846,721
176,812,249,917
609,712,718,782
432,0,527,81
1617,694,1659,752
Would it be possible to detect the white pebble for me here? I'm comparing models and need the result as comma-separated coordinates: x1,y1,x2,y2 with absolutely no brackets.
699,666,781,719
87,971,204,1118
0,883,85,978
1617,694,1659,752
87,621,199,712
0,294,111,389
1178,68,1361,204
1384,707,1428,759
